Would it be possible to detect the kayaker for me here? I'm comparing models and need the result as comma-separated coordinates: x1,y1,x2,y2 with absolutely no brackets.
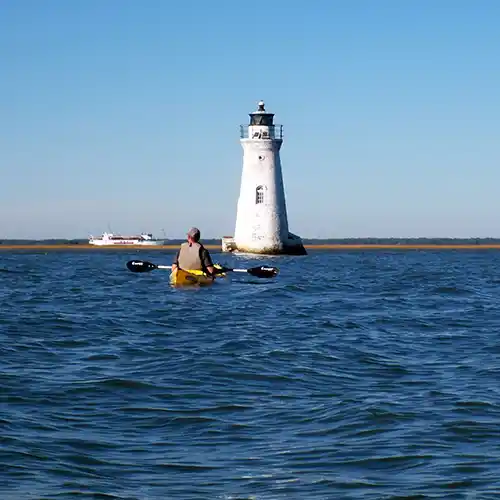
171,227,217,279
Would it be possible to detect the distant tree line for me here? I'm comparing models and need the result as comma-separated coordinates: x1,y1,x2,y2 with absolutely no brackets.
1,237,500,245
300,237,500,245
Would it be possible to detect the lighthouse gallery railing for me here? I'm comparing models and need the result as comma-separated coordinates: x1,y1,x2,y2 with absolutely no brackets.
239,124,284,140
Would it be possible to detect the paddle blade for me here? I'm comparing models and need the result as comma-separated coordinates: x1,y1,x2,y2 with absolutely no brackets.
247,266,279,278
126,260,158,273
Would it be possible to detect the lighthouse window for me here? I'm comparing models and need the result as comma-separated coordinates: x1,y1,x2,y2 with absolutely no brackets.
256,185,264,204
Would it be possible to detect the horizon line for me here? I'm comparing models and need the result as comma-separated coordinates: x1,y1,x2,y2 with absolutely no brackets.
2,237,500,242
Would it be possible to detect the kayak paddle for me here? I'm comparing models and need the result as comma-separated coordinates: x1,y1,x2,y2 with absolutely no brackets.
126,260,279,278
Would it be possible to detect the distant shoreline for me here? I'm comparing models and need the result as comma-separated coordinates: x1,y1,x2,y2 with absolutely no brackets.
1,244,500,251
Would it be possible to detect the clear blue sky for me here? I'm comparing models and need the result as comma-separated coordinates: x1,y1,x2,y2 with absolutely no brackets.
1,0,499,239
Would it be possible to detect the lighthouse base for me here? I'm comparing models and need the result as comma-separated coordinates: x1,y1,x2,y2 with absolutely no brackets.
221,233,307,256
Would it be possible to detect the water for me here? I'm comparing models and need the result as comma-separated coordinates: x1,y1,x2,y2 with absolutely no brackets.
1,248,500,499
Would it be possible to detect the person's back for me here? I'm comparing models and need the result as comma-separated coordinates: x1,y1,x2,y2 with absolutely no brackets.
177,241,206,271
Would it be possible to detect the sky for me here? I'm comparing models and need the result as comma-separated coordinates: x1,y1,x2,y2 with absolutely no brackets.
1,0,499,239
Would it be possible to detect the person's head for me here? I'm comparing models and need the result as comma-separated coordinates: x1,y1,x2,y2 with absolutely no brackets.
187,227,201,243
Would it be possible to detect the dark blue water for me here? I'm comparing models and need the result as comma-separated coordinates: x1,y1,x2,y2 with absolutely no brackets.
1,249,500,499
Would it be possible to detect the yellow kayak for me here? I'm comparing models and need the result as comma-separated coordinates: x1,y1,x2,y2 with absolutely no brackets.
169,265,225,286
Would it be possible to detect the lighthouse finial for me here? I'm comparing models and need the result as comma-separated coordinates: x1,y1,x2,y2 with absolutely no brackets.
257,101,265,112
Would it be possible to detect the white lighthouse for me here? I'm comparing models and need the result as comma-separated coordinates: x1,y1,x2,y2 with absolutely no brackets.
224,101,306,255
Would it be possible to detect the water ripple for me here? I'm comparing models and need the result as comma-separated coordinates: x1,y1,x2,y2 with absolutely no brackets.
2,249,500,498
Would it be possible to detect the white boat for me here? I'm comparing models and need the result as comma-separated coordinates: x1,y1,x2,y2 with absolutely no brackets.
88,232,165,246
